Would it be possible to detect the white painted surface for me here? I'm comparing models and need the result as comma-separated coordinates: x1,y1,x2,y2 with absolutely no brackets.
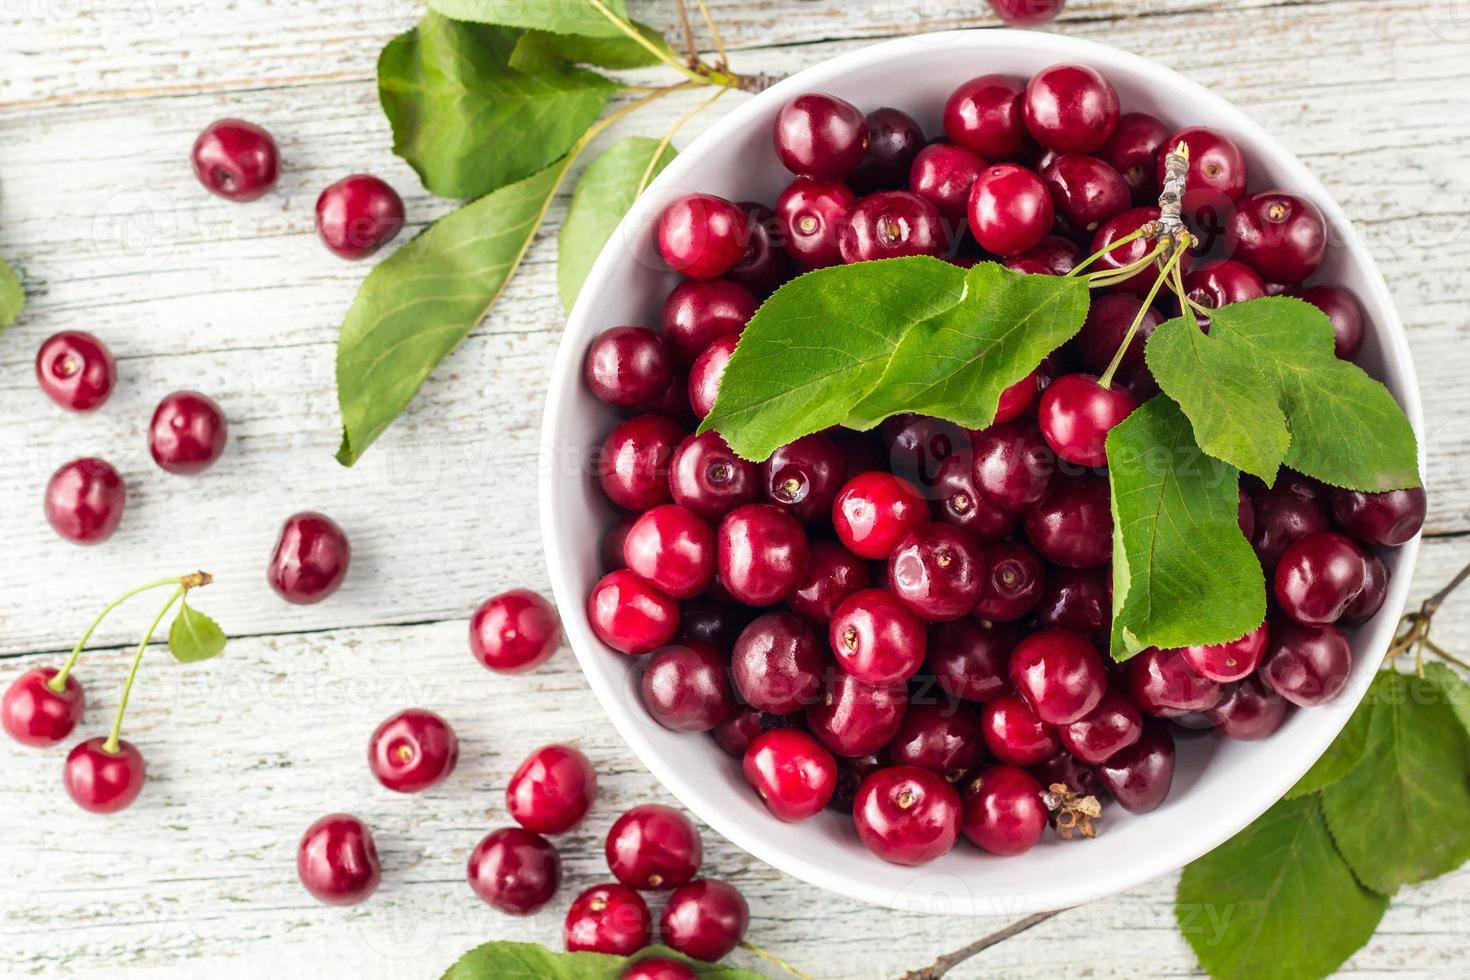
2,1,1469,977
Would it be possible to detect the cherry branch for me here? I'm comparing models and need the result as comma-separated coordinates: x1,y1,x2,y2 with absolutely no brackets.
899,910,1064,979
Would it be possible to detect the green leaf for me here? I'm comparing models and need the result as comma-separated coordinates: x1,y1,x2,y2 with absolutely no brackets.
1176,795,1388,980
1285,689,1374,799
379,13,615,199
428,0,629,37
1321,668,1470,893
844,262,1090,430
337,159,567,466
559,136,676,314
1424,661,1470,736
1147,296,1420,491
167,601,227,663
441,941,764,980
0,257,22,331
1106,396,1264,660
510,22,671,73
700,256,970,461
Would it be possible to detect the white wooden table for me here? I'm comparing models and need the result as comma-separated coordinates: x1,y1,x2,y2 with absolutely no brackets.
3,1,1469,976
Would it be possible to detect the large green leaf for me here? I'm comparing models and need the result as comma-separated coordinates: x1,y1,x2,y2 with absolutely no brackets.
0,257,22,330
336,159,567,466
441,942,763,979
428,0,628,37
559,136,676,314
1147,296,1420,491
699,256,970,461
1176,795,1388,980
1106,396,1264,660
844,262,1090,429
379,13,615,200
1321,668,1470,893
510,22,671,73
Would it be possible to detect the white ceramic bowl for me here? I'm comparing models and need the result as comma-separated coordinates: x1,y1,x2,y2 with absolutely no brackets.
541,29,1424,915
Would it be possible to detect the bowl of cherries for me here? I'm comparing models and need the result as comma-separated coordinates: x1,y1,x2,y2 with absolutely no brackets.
541,29,1425,914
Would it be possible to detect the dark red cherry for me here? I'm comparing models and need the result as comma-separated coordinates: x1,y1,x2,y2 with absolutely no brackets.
885,701,986,781
565,883,651,955
981,693,1061,766
882,415,968,493
731,612,825,714
314,174,405,259
967,163,1054,256
761,432,848,525
849,107,925,194
1260,620,1353,707
1179,621,1268,683
598,414,686,511
852,765,962,865
909,143,986,223
624,505,716,599
1124,646,1223,716
840,190,947,263
1023,473,1113,569
1341,551,1390,626
774,92,868,181
1180,259,1265,319
661,278,758,366
974,540,1045,622
1029,749,1103,798
1032,565,1111,637
827,753,886,815
1231,191,1327,285
1158,127,1247,202
1037,373,1136,468
669,431,760,521
467,826,561,915
640,642,736,732
1098,112,1170,203
470,589,562,673
35,331,116,412
1208,676,1288,741
191,118,278,201
961,764,1048,855
1298,285,1366,361
507,743,597,835
743,728,839,821
829,589,926,685
1008,628,1106,725
1090,207,1190,297
831,471,929,559
933,454,1019,542
807,670,908,757
971,419,1058,512
368,708,459,793
45,457,125,545
1010,237,1081,278
1238,487,1256,541
1329,486,1426,547
687,337,733,420
2,668,84,747
943,74,1027,160
711,707,769,758
717,503,809,606
1274,532,1367,625
776,178,855,269
788,541,870,624
296,813,380,904
1075,293,1162,379
268,511,350,604
928,619,1016,702
657,194,749,280
659,880,749,962
606,803,702,890
1250,480,1331,569
587,570,680,656
728,202,793,297
1059,687,1143,764
887,523,984,621
988,0,1066,25
676,596,753,652
149,390,228,475
1023,64,1119,155
585,327,674,406
1095,724,1175,813
1042,155,1130,234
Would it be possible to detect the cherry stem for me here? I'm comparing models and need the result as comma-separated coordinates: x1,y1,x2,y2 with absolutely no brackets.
694,0,730,69
102,586,183,755
1083,241,1168,290
739,939,813,979
48,575,191,693
1066,225,1149,278
588,0,745,90
1385,559,1470,675
672,0,700,65
1168,256,1209,318
1098,244,1186,389
899,909,1064,979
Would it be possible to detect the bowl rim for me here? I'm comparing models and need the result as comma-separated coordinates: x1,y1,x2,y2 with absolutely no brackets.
540,27,1425,914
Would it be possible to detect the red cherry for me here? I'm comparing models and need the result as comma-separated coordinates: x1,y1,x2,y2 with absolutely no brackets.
1058,687,1143,764
971,419,1058,512
507,743,597,835
624,505,717,600
886,701,987,781
717,503,810,606
1259,620,1352,707
1032,565,1110,638
622,959,696,980
982,693,1062,765
886,523,985,622
961,764,1048,856
829,588,926,685
1037,373,1136,467
297,813,381,905
1158,127,1248,201
909,143,986,223
660,879,749,962
467,826,561,915
267,511,350,604
656,194,749,280
191,119,278,201
933,454,1020,542
588,570,680,656
776,178,854,269
1179,622,1268,683
1273,532,1368,625
731,612,825,714
598,414,686,511
852,765,963,866
565,883,652,955
2,668,84,747
1023,473,1113,570
988,0,1066,26
1096,724,1175,813
1231,191,1328,285
1298,285,1366,361
742,728,839,821
470,589,561,673
832,471,930,559
1124,646,1223,716
1008,628,1107,725
728,202,794,296
849,107,926,194
1329,486,1427,548
1180,259,1265,319
1089,207,1189,297
806,668,908,759
45,457,126,545
585,326,675,406
367,708,458,793
64,737,145,812
639,642,736,732
773,92,869,181
606,803,702,890
788,541,871,624
967,163,1054,256
974,539,1045,621
1208,676,1289,741
149,391,229,475
1098,112,1170,203
661,279,757,366
943,74,1027,160
1023,64,1120,155
669,431,760,521
314,174,405,260
927,619,1016,703
1042,154,1130,234
839,190,947,262
35,331,116,412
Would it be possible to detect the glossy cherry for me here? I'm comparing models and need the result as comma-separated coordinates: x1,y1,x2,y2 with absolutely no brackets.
507,744,597,835
882,415,968,492
829,588,927,685
35,331,116,412
1032,566,1110,637
1180,259,1265,319
1260,619,1352,707
971,419,1057,513
743,728,839,820
973,540,1045,622
470,589,561,673
981,693,1061,766
65,738,145,812
1250,479,1331,569
961,764,1048,856
1158,127,1247,201
943,74,1027,160
624,505,716,599
267,511,350,604
585,327,675,406
2,668,84,747
1059,687,1143,764
1179,621,1268,683
806,670,908,757
831,471,929,559
640,642,736,732
660,879,749,961
967,163,1054,256
1037,373,1136,467
727,202,793,296
1329,486,1426,547
669,431,760,521
657,194,749,280
988,0,1066,25
886,701,986,781
1232,191,1327,285
191,119,278,201
909,143,985,223
1298,285,1366,361
1023,64,1119,155
1098,112,1170,203
1011,237,1081,278
1124,645,1223,716
1023,474,1113,569
296,813,380,904
761,432,848,525
314,174,405,259
774,92,868,181
928,619,1015,703
717,503,809,606
776,178,855,269
623,959,697,980
788,541,870,624
849,107,925,194
1208,676,1288,741
852,765,963,866
1095,724,1175,813
661,279,758,366
565,883,652,955
1008,628,1106,725
45,457,126,545
149,391,228,474
731,612,825,714
368,708,458,793
598,414,685,511
1274,532,1367,625
1042,154,1130,234
840,190,947,263
588,570,680,656
887,523,984,621
467,826,561,915
1342,551,1390,626
606,803,702,890
933,454,1019,543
